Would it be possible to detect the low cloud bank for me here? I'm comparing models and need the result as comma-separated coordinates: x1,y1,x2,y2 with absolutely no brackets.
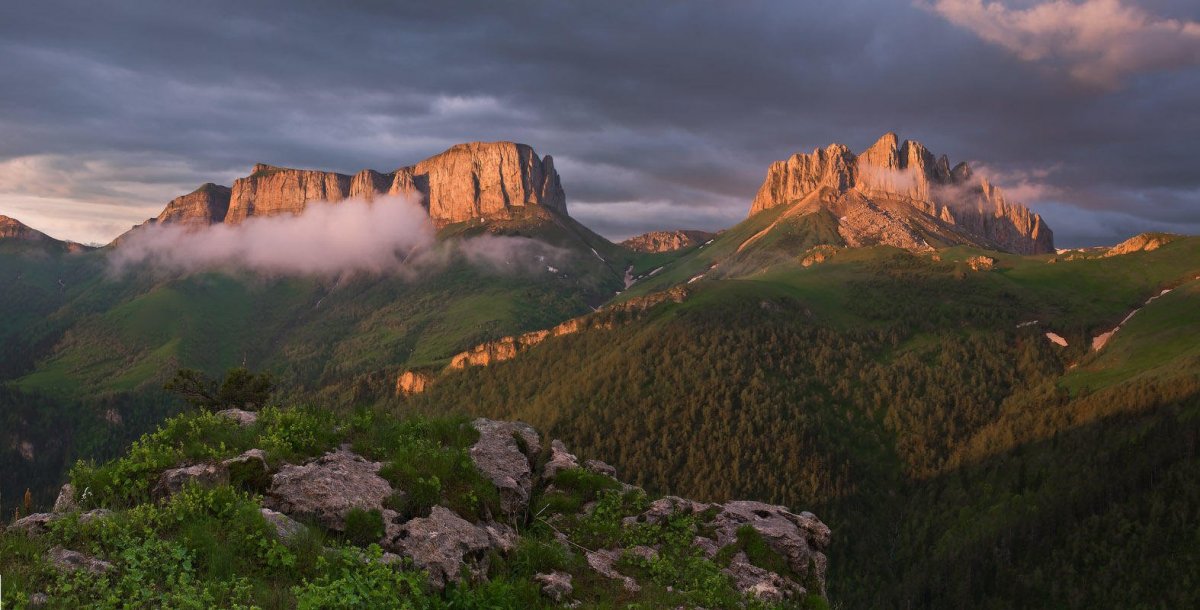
110,196,570,277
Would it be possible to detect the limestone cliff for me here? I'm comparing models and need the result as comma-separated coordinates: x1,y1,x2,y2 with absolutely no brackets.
146,142,567,232
410,142,566,225
155,183,232,227
749,133,1054,254
225,165,352,224
621,230,716,253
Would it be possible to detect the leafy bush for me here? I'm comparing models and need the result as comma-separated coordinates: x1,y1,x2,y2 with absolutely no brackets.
506,536,571,576
291,545,428,610
378,441,499,523
344,508,386,546
256,406,339,461
69,411,253,508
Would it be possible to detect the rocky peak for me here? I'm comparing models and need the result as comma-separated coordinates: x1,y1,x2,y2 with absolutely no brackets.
409,142,566,225
858,132,901,169
155,183,232,227
749,133,1055,254
0,215,49,241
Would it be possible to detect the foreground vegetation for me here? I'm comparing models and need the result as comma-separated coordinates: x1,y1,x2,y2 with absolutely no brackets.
2,404,824,609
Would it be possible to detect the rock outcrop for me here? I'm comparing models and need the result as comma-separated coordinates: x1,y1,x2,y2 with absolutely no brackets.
543,439,581,480
533,571,574,602
469,419,541,518
621,229,716,253
967,255,996,271
215,408,259,426
397,286,689,396
46,547,113,575
749,133,1054,254
264,449,393,531
9,513,56,536
627,496,831,599
1104,232,1180,257
52,483,77,513
152,463,229,500
395,371,433,396
260,507,306,542
383,505,511,588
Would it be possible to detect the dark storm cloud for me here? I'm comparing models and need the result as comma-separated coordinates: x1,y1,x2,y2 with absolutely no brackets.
0,0,1197,246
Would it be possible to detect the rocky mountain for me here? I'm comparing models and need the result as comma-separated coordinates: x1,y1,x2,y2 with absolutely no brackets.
750,133,1054,254
0,215,51,242
0,215,91,253
136,142,566,236
621,229,716,253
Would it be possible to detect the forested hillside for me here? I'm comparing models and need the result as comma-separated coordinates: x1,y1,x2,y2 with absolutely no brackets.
401,239,1200,608
0,216,629,509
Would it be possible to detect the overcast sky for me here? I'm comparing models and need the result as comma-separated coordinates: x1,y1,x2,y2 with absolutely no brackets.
0,0,1197,246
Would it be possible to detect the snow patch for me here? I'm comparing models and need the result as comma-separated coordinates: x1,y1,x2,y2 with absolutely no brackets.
1091,287,1176,352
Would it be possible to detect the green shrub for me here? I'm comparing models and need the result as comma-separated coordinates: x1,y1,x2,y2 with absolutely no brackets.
551,467,621,501
575,488,649,549
732,524,798,581
46,535,257,609
68,411,252,509
379,441,500,523
507,536,571,576
257,406,339,462
291,545,429,610
343,508,386,546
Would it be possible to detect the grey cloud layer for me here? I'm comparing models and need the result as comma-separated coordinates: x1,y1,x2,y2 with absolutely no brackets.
0,0,1197,246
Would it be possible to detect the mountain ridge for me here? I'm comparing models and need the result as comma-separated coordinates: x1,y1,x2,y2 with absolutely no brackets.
123,142,567,240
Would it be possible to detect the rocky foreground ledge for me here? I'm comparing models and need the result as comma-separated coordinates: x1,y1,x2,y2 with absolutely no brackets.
7,413,830,608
